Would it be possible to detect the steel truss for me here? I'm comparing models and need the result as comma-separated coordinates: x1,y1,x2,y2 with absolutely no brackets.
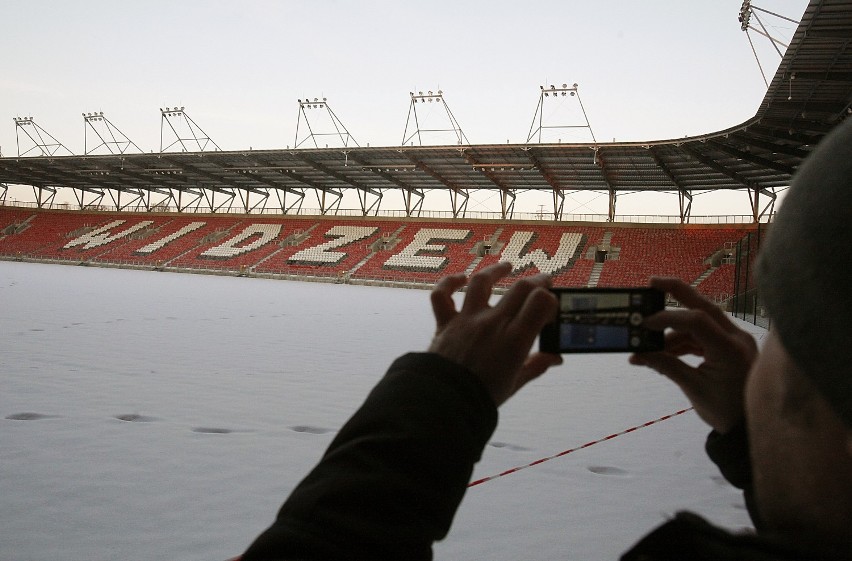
14,117,73,157
748,186,777,222
526,84,596,144
160,107,221,153
84,112,143,155
402,90,469,147
739,1,800,88
294,98,358,149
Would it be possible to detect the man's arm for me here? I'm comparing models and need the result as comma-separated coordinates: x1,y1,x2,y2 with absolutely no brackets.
629,277,757,435
242,353,498,561
242,263,562,560
629,278,761,524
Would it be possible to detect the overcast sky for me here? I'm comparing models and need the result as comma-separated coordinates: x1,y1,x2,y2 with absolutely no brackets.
1,0,808,215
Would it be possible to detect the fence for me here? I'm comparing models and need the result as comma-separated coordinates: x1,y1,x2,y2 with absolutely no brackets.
730,225,771,329
1,199,769,225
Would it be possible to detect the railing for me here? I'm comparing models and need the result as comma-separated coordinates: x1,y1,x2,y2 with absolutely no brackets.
0,199,770,225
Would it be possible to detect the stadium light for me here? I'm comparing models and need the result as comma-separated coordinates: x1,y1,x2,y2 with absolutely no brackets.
410,89,444,104
739,0,752,30
539,83,579,100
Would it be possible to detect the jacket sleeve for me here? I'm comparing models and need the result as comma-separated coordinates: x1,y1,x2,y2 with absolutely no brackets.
241,352,499,561
704,422,763,529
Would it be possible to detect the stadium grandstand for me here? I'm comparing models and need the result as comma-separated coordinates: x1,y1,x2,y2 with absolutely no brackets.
1,0,850,324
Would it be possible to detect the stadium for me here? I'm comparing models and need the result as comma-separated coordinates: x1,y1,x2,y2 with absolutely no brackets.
1,1,850,559
2,1,848,318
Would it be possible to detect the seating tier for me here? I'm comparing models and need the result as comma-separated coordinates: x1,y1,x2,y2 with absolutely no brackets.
598,228,744,288
0,208,753,300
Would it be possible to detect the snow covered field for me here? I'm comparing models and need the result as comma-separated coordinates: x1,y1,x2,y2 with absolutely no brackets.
1,261,763,560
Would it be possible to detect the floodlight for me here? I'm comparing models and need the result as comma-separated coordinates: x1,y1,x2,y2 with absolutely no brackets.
437,90,442,95
562,83,567,88
180,107,184,111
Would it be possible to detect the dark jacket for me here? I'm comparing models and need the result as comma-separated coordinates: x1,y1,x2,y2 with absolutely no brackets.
241,353,838,560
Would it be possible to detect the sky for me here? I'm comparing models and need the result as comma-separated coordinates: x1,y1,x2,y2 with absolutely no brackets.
1,0,809,215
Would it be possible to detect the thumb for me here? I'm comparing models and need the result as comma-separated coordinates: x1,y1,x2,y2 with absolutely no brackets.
631,352,696,392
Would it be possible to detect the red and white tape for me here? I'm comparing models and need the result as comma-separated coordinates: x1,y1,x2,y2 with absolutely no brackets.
468,407,693,488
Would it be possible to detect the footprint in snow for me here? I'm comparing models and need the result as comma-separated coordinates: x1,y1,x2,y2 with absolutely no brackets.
115,414,157,423
488,441,530,452
6,412,59,421
587,466,629,476
290,425,333,435
192,427,234,434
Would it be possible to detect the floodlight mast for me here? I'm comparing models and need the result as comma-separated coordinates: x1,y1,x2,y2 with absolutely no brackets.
79,112,147,210
294,97,359,149
402,90,469,146
525,83,596,144
739,1,800,88
159,107,221,152
11,116,72,208
13,116,74,157
83,112,143,155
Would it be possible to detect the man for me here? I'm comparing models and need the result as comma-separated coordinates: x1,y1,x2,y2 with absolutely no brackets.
241,118,852,560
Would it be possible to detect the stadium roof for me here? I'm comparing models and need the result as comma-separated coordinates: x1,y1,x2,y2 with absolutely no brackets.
1,0,850,222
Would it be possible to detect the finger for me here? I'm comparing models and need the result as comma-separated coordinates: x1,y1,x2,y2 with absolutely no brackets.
642,309,731,355
430,273,467,328
664,330,705,357
462,261,513,312
507,286,559,347
496,273,551,317
650,277,737,331
630,350,698,391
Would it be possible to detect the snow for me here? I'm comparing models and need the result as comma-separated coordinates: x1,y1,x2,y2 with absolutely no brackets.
0,261,765,560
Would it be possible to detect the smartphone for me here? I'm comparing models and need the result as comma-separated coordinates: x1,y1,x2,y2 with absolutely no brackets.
539,287,665,353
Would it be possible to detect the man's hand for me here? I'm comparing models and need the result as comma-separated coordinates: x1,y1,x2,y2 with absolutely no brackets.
630,277,758,434
428,262,563,406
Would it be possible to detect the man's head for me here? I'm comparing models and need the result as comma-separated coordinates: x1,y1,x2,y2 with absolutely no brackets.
745,330,852,543
749,118,852,545
757,117,852,426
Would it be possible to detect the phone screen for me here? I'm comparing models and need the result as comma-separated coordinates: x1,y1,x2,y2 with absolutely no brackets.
539,288,664,353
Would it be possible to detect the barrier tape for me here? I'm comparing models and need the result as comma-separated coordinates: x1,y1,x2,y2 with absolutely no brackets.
468,407,693,488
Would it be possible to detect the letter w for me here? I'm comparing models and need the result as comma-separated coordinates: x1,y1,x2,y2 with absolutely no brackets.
500,231,584,275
